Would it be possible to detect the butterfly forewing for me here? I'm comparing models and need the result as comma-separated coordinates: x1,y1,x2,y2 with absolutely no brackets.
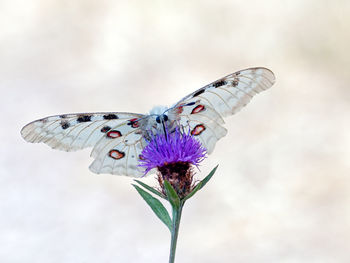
21,112,143,151
176,67,275,117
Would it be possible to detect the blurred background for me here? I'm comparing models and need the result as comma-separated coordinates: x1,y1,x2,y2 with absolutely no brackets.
1,0,349,262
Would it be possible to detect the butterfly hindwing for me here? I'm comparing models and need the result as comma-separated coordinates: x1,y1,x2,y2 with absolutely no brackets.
89,118,147,177
170,102,227,153
89,139,146,177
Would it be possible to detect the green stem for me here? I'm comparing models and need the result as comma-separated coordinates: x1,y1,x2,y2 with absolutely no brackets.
169,201,184,263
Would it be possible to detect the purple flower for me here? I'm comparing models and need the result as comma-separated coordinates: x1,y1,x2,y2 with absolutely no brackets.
139,128,207,198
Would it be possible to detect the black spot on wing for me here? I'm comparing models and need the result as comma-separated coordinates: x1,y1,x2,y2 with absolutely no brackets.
192,89,205,97
101,126,111,133
77,115,92,122
103,114,118,120
213,80,227,88
232,78,239,87
61,121,70,129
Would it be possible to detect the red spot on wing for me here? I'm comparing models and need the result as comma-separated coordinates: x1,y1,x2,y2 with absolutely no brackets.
109,149,125,160
128,118,139,128
175,104,184,114
191,105,205,114
191,124,206,136
107,130,122,138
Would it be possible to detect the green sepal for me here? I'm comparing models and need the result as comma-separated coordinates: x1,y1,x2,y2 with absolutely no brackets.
183,165,218,201
163,180,180,209
132,184,172,231
134,179,166,199
182,182,201,201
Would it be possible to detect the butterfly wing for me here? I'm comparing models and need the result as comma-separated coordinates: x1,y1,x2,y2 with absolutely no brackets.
170,103,228,154
21,67,275,176
21,112,146,177
176,67,275,117
88,118,147,177
170,67,275,153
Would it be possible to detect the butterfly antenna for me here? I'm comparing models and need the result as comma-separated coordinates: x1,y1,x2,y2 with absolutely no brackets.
166,102,196,113
161,120,169,141
137,114,155,122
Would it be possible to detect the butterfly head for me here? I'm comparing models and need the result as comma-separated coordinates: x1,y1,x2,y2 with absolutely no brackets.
149,105,169,124
146,105,174,135
155,114,168,123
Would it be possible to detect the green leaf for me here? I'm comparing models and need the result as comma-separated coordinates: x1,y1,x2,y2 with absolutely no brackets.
183,165,218,201
199,165,218,190
163,180,180,209
134,179,165,199
132,184,172,231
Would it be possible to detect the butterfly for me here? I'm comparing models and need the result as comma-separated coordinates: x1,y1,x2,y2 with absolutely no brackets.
21,67,275,177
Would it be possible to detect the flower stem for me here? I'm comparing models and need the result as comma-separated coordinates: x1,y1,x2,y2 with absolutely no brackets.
169,201,184,263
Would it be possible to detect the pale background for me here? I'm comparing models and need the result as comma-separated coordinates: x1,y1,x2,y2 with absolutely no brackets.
1,0,349,262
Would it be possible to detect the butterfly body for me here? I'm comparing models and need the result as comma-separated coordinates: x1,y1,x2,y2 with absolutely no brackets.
21,67,275,177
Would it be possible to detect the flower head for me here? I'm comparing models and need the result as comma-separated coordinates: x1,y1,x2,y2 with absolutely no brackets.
139,128,207,198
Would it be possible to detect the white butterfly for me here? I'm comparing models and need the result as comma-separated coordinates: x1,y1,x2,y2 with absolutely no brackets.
21,67,275,177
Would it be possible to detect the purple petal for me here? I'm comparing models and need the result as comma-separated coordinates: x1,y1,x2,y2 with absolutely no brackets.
139,128,207,174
